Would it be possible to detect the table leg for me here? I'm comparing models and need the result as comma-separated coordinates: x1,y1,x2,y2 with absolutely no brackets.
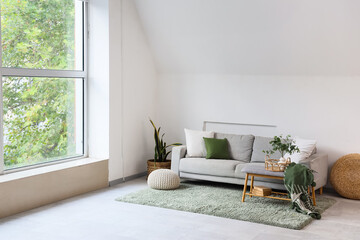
319,187,323,195
250,175,254,198
242,173,249,202
312,186,316,206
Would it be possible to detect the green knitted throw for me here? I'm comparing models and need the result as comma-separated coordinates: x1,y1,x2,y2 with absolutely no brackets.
284,163,321,219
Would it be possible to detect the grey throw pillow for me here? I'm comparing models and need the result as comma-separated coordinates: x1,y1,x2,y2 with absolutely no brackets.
251,136,282,163
215,133,255,162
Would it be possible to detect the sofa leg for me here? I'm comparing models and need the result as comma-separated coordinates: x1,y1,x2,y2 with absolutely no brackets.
319,187,323,195
242,173,249,202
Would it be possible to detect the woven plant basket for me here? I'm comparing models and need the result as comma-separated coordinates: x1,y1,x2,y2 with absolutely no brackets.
265,156,291,172
147,159,171,178
330,153,360,199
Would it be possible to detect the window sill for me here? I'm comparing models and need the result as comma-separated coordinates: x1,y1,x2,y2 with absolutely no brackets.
0,158,108,183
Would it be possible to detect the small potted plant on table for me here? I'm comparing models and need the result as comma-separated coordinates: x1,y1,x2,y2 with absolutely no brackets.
263,135,300,172
147,119,182,177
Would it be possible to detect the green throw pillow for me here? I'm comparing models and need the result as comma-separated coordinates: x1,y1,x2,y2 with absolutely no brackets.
203,137,231,159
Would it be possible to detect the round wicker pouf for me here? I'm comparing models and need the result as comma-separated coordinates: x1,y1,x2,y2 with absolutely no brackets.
147,169,180,190
330,153,360,199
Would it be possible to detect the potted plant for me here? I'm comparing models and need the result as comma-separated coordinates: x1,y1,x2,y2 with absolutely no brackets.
263,135,300,166
147,119,182,177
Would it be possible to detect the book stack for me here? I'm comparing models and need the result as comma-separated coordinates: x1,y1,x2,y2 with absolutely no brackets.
252,186,272,196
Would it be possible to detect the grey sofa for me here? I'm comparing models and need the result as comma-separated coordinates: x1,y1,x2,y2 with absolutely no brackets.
171,133,328,190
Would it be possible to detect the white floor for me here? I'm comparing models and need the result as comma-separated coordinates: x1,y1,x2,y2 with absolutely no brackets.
1,177,359,240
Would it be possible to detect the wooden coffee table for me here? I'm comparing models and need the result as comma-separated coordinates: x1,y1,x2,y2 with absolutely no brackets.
241,165,317,206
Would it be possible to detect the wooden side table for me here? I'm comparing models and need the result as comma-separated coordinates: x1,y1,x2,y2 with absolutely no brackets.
241,165,318,206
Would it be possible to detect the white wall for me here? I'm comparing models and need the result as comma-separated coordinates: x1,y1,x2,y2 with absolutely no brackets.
158,75,360,171
108,0,158,181
109,0,123,181
89,0,157,182
135,0,360,75
134,0,360,180
88,0,110,160
121,0,158,177
89,0,360,182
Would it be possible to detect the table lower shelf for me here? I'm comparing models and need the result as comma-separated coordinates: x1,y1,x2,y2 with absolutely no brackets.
246,191,291,201
241,172,318,206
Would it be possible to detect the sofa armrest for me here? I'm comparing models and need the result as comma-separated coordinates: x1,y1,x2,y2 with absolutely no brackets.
171,145,187,175
299,154,328,189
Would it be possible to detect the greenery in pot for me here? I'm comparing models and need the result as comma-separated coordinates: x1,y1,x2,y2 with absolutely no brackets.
263,135,300,161
150,119,182,166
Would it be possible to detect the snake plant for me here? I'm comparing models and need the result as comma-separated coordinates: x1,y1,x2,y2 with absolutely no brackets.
150,119,181,166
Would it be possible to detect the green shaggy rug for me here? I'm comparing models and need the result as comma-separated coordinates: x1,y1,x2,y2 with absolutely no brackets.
116,181,336,230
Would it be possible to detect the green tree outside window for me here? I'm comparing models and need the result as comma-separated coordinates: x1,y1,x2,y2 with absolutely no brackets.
1,0,83,169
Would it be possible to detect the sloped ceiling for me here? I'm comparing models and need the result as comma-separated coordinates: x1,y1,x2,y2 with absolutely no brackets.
134,0,360,75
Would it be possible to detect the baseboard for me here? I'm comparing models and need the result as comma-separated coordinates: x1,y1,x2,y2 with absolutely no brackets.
109,171,147,186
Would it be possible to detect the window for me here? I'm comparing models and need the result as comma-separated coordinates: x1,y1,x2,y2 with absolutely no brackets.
0,0,87,172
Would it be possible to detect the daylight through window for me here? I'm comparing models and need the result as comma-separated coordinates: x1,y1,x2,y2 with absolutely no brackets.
0,0,87,171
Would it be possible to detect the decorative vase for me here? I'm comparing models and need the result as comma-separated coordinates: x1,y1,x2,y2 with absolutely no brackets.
147,159,171,178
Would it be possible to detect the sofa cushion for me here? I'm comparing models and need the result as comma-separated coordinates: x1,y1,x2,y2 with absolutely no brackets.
179,158,239,178
284,137,317,163
184,129,214,157
234,163,247,179
203,137,231,159
215,133,254,162
235,163,284,184
251,136,282,163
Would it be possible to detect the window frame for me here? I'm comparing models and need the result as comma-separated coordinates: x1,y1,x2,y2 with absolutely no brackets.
0,1,89,174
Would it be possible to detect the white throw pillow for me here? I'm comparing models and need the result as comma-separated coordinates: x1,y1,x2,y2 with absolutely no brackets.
284,137,317,163
184,129,214,157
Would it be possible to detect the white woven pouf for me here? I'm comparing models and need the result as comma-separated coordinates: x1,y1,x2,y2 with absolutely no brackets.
147,169,180,190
